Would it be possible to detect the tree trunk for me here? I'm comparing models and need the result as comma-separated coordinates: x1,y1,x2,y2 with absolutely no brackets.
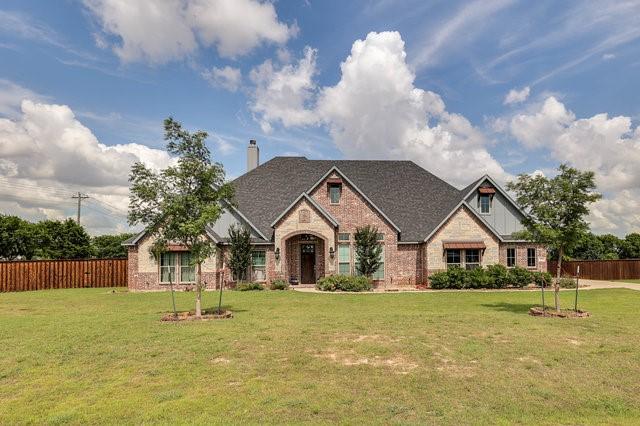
195,262,202,317
554,247,563,312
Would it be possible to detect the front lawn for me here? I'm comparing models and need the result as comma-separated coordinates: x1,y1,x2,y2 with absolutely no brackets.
1,288,639,424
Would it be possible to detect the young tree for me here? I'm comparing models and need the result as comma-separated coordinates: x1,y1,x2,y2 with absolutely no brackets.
507,164,601,311
91,233,135,258
227,224,252,283
128,117,233,317
354,225,383,278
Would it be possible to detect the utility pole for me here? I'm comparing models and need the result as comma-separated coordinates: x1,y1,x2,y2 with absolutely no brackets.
71,192,90,225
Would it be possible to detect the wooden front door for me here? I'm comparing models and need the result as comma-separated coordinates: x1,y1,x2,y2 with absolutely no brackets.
300,243,316,284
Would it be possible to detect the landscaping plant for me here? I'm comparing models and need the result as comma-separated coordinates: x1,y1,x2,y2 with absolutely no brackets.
316,275,372,292
128,117,233,317
270,279,290,290
353,225,383,278
227,224,252,283
507,164,600,311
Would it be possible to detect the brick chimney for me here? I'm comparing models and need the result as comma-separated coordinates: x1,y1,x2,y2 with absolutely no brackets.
247,139,259,172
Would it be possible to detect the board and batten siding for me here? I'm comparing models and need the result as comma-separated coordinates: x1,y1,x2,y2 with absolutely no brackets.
465,188,524,236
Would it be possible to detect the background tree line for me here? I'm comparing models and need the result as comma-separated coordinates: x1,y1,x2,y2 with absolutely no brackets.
549,231,640,261
0,214,134,260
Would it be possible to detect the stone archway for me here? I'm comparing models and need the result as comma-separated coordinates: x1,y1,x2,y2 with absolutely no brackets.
282,232,327,284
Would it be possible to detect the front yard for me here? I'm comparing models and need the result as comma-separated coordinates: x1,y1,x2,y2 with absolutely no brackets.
1,288,639,424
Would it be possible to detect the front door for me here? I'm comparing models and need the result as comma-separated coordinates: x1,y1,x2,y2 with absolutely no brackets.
300,243,316,284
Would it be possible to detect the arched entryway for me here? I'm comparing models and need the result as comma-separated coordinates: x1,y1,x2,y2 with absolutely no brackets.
283,233,326,285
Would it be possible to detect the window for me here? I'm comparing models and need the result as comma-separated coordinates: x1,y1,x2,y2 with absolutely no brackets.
160,252,177,283
479,194,491,214
338,244,351,275
180,252,196,283
251,250,266,281
527,248,536,268
506,248,516,268
446,249,461,269
338,233,350,241
372,245,384,280
329,184,341,204
465,249,480,270
376,233,384,241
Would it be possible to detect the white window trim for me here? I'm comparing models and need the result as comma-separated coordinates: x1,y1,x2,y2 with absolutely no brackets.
251,250,267,282
329,184,342,205
160,252,196,285
445,248,483,270
479,194,491,215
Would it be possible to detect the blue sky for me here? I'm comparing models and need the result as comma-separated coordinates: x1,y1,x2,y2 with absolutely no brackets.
1,0,639,236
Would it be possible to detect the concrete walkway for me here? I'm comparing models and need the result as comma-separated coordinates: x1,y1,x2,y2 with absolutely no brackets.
292,279,640,294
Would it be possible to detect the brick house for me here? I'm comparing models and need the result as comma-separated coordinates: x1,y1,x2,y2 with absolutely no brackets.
124,140,546,291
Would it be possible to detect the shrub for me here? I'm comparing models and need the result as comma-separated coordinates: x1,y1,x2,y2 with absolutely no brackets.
236,282,264,291
466,267,490,289
508,266,533,288
429,271,449,289
532,271,553,287
316,275,372,292
558,277,577,288
446,266,468,289
269,279,289,290
486,264,509,288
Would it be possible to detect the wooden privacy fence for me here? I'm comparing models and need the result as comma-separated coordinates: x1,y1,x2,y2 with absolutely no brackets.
548,259,640,281
0,258,127,292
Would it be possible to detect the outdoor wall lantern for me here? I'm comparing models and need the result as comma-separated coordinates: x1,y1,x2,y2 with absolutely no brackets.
329,247,335,259
275,247,280,261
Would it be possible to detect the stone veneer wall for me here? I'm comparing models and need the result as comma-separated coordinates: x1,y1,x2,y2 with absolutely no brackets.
273,197,336,277
425,206,501,273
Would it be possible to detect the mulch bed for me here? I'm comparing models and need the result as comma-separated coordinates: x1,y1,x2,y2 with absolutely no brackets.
529,306,591,318
161,309,233,322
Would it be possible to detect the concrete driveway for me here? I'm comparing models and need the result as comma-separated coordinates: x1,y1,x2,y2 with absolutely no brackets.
579,279,640,291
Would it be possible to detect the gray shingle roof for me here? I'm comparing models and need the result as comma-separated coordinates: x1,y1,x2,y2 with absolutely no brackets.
230,157,467,242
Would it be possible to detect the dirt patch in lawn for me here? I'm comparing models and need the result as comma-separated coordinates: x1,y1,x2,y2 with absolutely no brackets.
314,350,418,374
334,334,404,344
529,307,591,318
161,310,233,321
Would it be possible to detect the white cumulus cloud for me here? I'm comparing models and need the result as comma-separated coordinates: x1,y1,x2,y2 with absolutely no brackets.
0,99,173,234
202,66,242,91
508,96,640,234
250,31,509,186
503,86,530,105
83,0,295,64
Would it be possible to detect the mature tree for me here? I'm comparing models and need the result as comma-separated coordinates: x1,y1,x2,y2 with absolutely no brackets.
354,225,383,278
570,232,606,260
34,219,92,259
597,234,622,260
128,117,233,317
91,233,135,258
227,224,252,283
621,233,640,259
507,164,601,311
0,215,36,260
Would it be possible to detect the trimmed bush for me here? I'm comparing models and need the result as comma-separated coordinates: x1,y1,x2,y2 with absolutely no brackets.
269,279,289,290
486,264,510,289
558,277,577,288
532,271,553,287
428,264,542,289
466,267,490,289
429,271,449,289
508,266,533,288
316,275,372,292
236,282,264,291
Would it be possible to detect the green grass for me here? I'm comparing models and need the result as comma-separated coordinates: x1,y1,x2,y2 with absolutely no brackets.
1,288,640,425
